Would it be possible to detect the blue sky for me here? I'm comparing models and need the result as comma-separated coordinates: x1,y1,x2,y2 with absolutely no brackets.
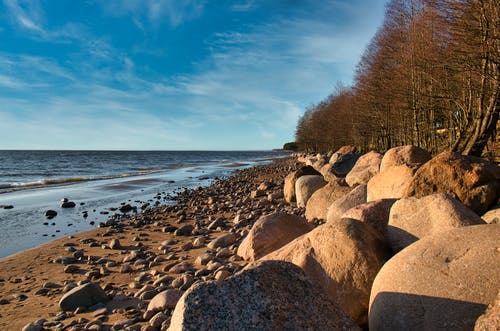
0,0,387,150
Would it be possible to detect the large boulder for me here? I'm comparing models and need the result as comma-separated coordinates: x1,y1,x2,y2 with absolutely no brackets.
367,165,417,201
169,260,361,331
341,199,397,236
237,213,313,261
59,282,109,311
330,153,361,177
326,184,367,223
262,218,391,324
320,163,340,182
346,151,383,187
388,193,485,252
284,166,321,203
474,290,500,331
404,151,500,215
369,224,500,331
295,175,327,208
379,145,431,173
305,180,352,221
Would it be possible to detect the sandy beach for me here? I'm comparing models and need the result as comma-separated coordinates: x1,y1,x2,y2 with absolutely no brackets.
0,157,302,330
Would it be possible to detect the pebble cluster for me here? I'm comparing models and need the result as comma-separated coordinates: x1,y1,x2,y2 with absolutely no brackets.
0,157,307,331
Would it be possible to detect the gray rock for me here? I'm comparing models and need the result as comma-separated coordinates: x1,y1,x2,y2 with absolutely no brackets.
194,253,214,266
45,210,58,218
175,224,194,236
61,201,76,208
59,282,109,311
207,233,237,249
169,260,361,331
150,312,168,328
147,289,183,312
331,153,361,177
21,322,43,331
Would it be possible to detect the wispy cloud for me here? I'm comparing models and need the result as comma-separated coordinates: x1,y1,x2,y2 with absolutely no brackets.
100,0,206,27
231,0,257,12
4,0,44,33
0,74,28,89
3,0,88,43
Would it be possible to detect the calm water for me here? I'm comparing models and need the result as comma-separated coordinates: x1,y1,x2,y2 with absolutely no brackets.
0,150,288,258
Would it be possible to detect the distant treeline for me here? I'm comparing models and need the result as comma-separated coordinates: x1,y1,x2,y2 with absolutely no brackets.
295,0,498,157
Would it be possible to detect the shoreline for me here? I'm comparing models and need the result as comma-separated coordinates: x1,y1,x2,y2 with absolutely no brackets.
0,154,289,258
0,157,302,330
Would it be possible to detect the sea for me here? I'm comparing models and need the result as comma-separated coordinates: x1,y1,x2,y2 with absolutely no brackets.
0,150,289,258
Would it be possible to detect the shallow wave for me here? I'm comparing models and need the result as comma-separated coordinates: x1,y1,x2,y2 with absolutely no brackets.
0,169,168,194
129,167,163,171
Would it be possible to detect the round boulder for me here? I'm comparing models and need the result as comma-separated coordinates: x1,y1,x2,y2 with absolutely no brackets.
262,218,391,324
369,224,500,331
320,163,340,182
284,166,321,203
207,233,238,249
388,193,485,252
147,289,184,312
295,175,327,208
341,199,397,236
346,151,383,187
326,184,367,223
237,212,313,261
404,151,500,215
59,282,109,311
305,181,352,221
367,165,417,202
379,145,431,173
169,260,361,331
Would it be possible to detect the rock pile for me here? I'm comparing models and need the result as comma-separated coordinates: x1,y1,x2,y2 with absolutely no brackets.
281,146,499,330
4,147,500,331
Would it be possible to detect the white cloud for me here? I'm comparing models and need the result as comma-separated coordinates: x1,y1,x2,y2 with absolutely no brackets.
0,74,27,89
231,0,256,12
100,0,206,27
4,0,44,32
2,0,106,50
